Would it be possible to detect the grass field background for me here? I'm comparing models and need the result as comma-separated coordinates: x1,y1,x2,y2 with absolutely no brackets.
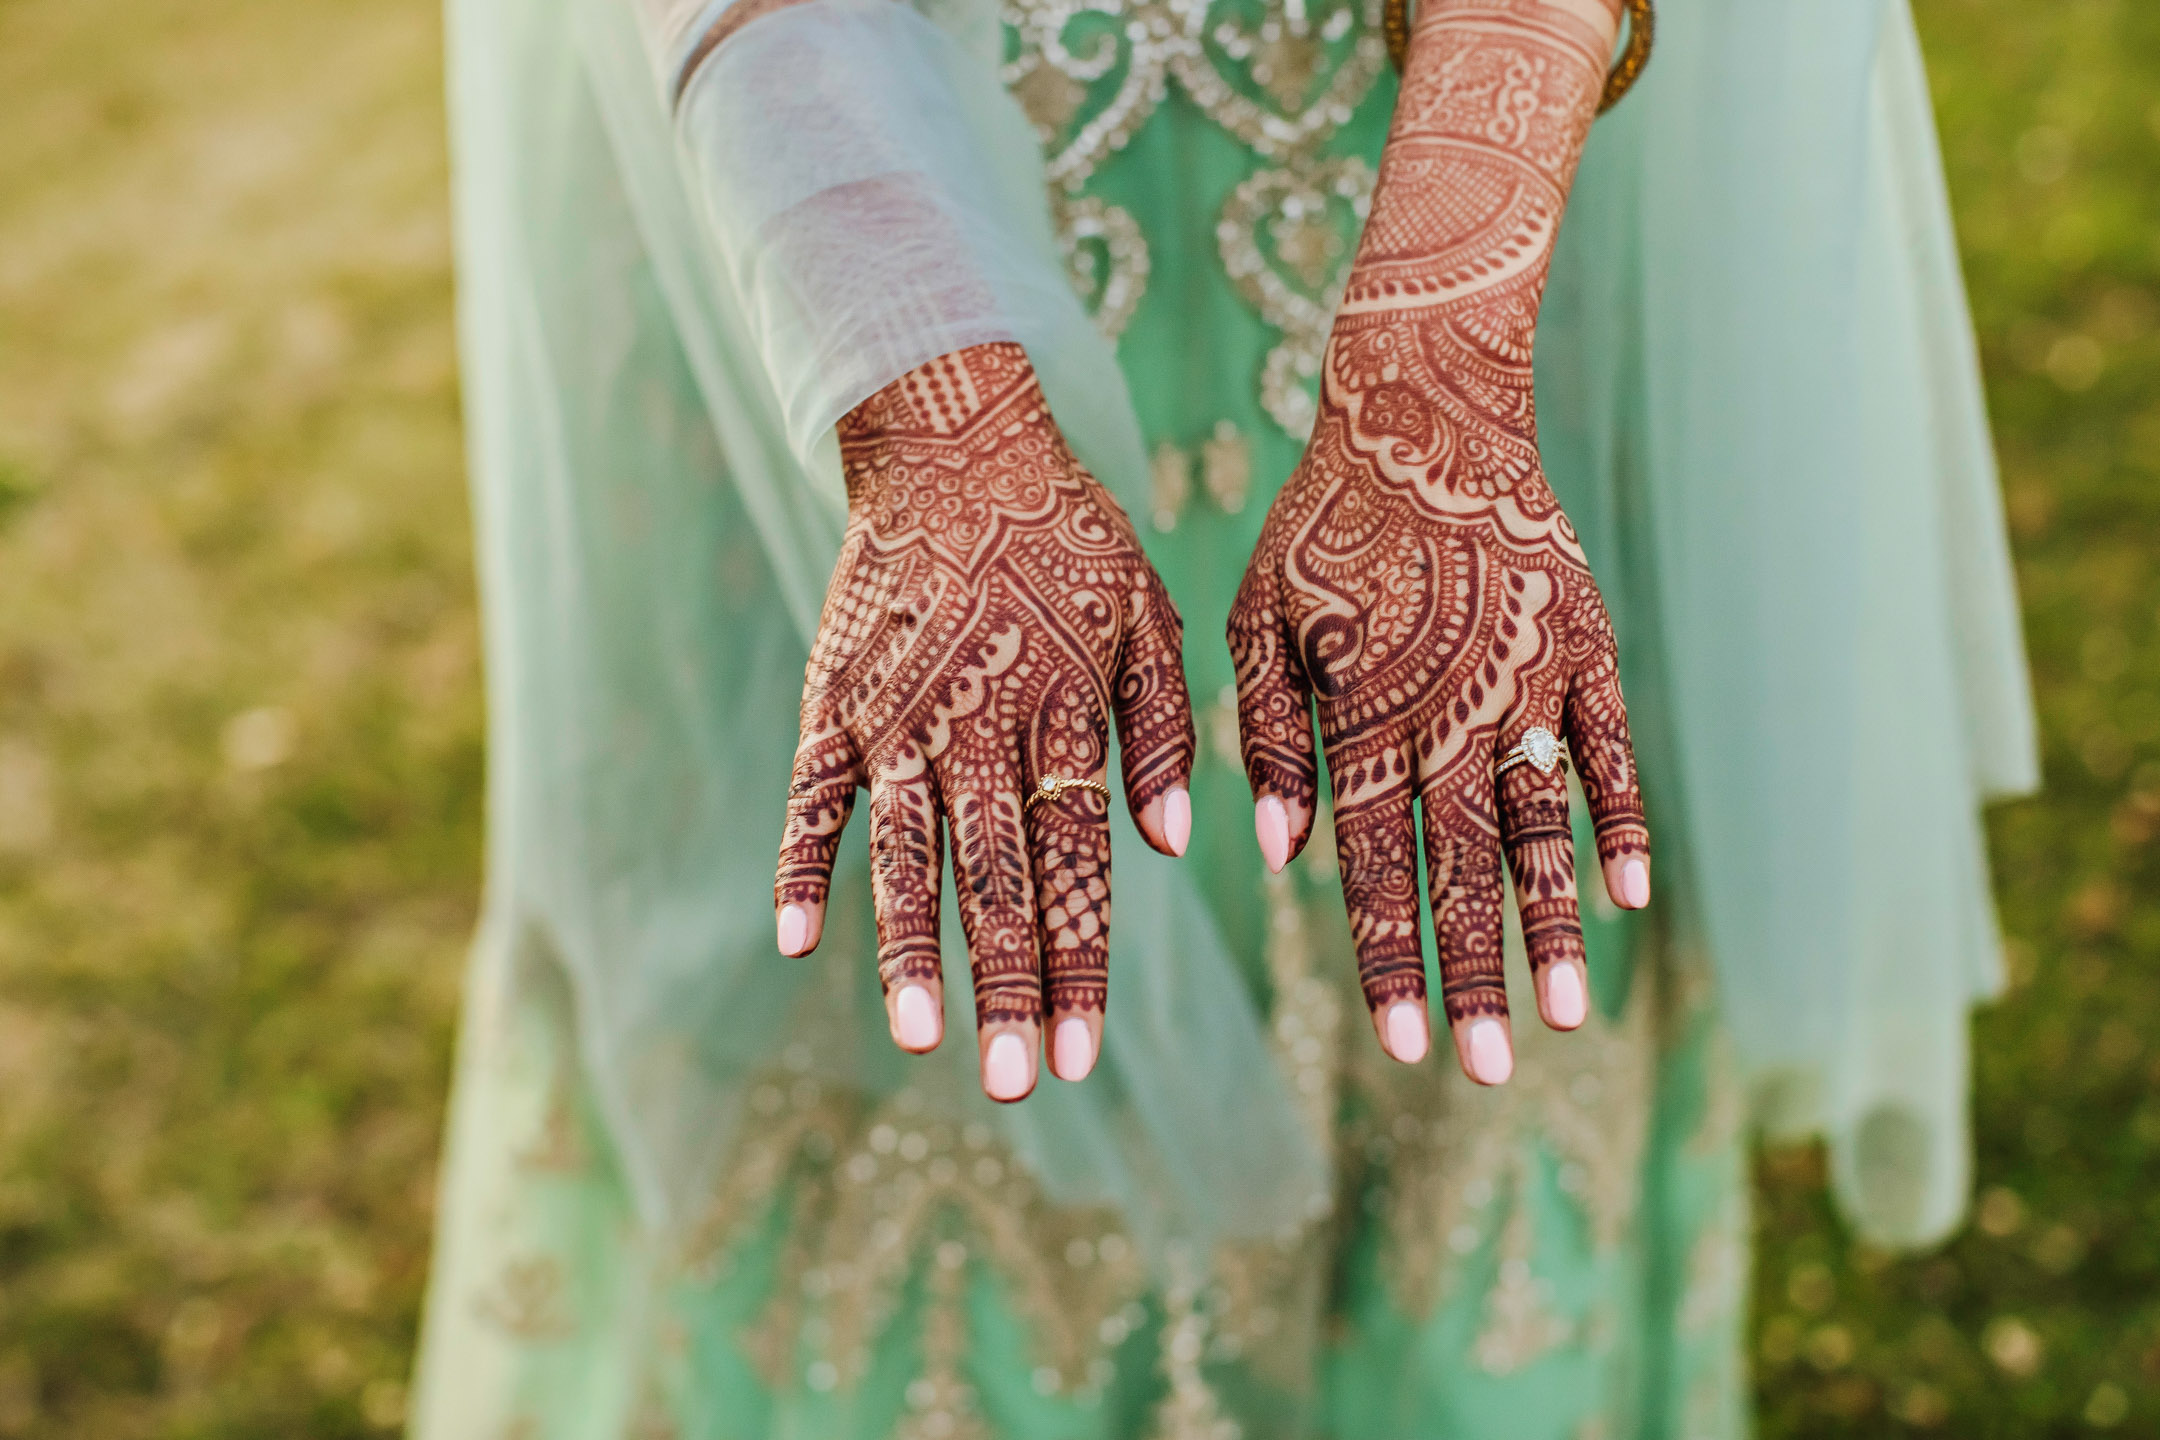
0,0,2154,1435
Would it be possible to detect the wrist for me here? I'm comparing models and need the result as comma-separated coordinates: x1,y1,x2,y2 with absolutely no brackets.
1406,0,1620,65
838,342,1051,512
1311,0,1606,496
1311,275,1546,517
1353,0,1609,324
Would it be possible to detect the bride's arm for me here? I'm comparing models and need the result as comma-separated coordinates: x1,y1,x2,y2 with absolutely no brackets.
619,0,1197,1102
1231,0,1650,1084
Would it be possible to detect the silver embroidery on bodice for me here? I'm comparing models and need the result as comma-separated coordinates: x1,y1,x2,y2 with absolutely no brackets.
1003,0,1384,436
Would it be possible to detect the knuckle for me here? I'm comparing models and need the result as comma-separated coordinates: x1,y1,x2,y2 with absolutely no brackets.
1518,895,1584,948
877,941,941,988
973,969,1043,1026
967,895,1036,942
1501,789,1572,845
1356,943,1426,1007
1440,979,1508,1022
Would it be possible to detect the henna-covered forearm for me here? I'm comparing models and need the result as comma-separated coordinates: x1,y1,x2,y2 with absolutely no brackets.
1334,0,1618,515
1230,0,1647,1083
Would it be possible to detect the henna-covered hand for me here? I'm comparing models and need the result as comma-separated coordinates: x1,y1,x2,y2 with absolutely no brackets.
1228,0,1649,1084
776,343,1196,1103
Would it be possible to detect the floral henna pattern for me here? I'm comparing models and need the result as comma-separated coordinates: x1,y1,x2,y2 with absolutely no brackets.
776,343,1195,1056
1228,0,1648,1061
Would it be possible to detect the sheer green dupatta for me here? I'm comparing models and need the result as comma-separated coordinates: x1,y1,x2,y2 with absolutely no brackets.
1536,0,2035,1247
421,3,1323,1419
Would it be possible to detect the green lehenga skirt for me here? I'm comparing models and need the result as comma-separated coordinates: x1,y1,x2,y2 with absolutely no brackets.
409,0,2033,1433
419,876,1747,1440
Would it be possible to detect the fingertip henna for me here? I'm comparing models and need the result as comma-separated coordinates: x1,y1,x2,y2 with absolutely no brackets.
1335,776,1429,1022
1424,823,1509,1029
1559,590,1651,871
1228,572,1323,829
866,773,944,994
1497,760,1586,980
1030,775,1112,1023
1113,578,1197,822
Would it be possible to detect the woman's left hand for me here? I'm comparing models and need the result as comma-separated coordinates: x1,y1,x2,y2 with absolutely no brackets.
1228,0,1649,1085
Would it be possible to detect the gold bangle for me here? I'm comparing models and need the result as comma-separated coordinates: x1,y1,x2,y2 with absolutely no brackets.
1024,775,1112,813
1386,0,1654,117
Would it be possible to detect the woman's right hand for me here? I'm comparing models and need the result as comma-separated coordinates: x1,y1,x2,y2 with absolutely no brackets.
773,342,1195,1103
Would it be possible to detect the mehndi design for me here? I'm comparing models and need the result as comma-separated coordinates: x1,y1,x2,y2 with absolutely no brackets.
776,343,1195,1100
1228,0,1650,1079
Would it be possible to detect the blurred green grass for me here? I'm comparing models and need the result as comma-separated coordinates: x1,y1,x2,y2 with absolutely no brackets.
0,2,473,1435
0,0,2152,1436
1751,2,2160,1436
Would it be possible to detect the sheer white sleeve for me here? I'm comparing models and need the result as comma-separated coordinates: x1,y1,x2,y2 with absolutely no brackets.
621,0,1122,470
618,0,731,94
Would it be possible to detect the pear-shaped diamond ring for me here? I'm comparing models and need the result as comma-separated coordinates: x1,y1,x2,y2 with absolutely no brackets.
1493,726,1566,780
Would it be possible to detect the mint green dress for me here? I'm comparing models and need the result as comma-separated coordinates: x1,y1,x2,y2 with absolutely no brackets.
408,0,2034,1435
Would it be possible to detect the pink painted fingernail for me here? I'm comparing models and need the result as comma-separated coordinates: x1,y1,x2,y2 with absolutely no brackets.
895,984,940,1050
1053,1017,1096,1080
1164,787,1192,857
777,904,808,956
1385,1002,1428,1064
1255,796,1289,873
1467,1019,1513,1085
1622,859,1650,910
1547,964,1587,1029
984,1032,1033,1101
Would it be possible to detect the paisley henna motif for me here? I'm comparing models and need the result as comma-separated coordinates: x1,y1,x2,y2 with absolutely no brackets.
1229,0,1648,1068
776,343,1195,1090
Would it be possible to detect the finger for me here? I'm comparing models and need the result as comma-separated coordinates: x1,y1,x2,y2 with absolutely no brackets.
1029,681,1113,1081
938,742,1042,1103
1228,566,1319,872
1495,722,1588,1032
1563,593,1651,910
1421,778,1513,1085
865,754,945,1053
1033,776,1113,1082
1113,572,1196,858
775,706,860,956
1332,737,1428,1064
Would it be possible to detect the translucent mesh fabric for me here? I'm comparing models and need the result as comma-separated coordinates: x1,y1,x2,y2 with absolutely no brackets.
1536,0,2035,1245
435,0,1327,1261
673,0,1149,470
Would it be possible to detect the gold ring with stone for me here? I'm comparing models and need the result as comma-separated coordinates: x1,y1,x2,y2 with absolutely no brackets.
1493,726,1567,781
1024,775,1112,812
